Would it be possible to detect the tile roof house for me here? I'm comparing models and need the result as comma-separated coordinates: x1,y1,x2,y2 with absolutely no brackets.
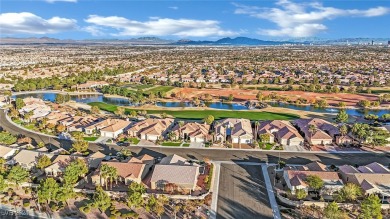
127,118,174,141
59,116,99,132
44,155,87,177
85,118,131,138
171,122,210,143
87,151,106,169
10,150,54,170
19,97,51,120
294,118,339,145
150,164,199,193
283,170,343,194
91,154,154,186
258,120,304,147
91,161,149,185
214,118,253,144
338,162,390,199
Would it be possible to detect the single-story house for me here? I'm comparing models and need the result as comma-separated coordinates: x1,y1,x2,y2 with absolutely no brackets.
214,118,253,144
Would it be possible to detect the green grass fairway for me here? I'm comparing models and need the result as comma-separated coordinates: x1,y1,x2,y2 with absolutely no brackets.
122,84,154,90
146,86,174,94
88,102,299,121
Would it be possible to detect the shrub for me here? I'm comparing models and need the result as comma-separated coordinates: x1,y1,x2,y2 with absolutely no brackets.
78,206,85,212
23,202,30,207
109,215,117,219
83,206,90,213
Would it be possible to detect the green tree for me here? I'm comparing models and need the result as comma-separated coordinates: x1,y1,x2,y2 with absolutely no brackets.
7,165,29,188
259,133,271,143
127,182,146,208
72,140,89,153
0,131,17,145
114,107,125,118
295,189,307,200
203,115,214,125
90,105,100,114
305,175,324,191
37,178,60,204
339,124,348,136
0,175,8,192
360,194,382,219
335,183,362,202
55,94,65,104
64,159,88,185
15,98,25,109
335,110,348,123
92,186,111,213
324,202,343,219
338,102,346,108
228,94,234,101
36,155,52,169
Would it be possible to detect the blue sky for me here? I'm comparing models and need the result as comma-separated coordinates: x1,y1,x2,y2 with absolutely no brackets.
1,0,389,40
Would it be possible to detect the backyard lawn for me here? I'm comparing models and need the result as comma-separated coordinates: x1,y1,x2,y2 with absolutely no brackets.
161,142,182,146
88,102,300,121
182,143,190,147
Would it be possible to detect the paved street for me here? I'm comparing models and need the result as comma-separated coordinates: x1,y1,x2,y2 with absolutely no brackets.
217,163,273,219
1,109,390,166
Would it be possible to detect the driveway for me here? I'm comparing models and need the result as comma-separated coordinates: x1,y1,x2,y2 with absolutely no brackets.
284,145,307,151
217,163,274,219
189,142,204,148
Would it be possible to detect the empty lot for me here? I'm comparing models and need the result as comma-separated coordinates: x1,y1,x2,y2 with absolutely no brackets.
217,163,274,219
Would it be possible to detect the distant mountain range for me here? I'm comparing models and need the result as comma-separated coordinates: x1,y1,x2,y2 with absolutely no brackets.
0,36,389,46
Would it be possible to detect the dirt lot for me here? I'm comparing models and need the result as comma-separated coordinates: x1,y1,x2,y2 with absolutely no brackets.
172,88,380,106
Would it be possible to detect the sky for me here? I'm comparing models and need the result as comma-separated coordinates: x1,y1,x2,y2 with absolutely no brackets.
1,0,389,40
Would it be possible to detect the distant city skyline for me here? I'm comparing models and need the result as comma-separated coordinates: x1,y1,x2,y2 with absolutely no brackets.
1,0,389,40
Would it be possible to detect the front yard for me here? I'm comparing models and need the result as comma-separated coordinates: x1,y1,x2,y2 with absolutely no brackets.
161,142,182,146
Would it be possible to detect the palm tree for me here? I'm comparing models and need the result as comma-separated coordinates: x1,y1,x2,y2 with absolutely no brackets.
178,121,184,140
335,183,362,206
108,166,118,190
100,164,110,190
308,124,317,145
254,121,260,142
339,124,348,136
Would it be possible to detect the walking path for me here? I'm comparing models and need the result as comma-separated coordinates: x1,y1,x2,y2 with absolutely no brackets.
261,164,281,219
209,161,221,219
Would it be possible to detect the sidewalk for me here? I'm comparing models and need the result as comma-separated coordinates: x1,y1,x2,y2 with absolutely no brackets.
209,161,221,219
261,164,281,219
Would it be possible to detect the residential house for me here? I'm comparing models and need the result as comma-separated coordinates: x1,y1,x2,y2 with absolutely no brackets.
19,97,51,120
85,118,131,138
44,155,87,177
87,151,106,169
284,170,343,195
150,165,200,193
214,118,253,144
10,150,54,170
338,162,390,202
127,118,174,141
294,118,339,145
91,157,150,186
171,122,210,142
258,120,304,146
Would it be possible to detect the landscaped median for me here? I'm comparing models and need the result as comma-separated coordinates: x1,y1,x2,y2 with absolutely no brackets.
88,102,300,120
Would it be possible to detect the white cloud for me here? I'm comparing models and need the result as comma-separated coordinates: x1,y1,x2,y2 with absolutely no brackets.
169,6,179,10
84,15,237,37
45,0,77,3
234,0,390,37
0,12,77,35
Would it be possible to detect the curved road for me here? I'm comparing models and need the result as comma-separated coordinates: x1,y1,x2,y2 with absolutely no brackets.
1,109,389,165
